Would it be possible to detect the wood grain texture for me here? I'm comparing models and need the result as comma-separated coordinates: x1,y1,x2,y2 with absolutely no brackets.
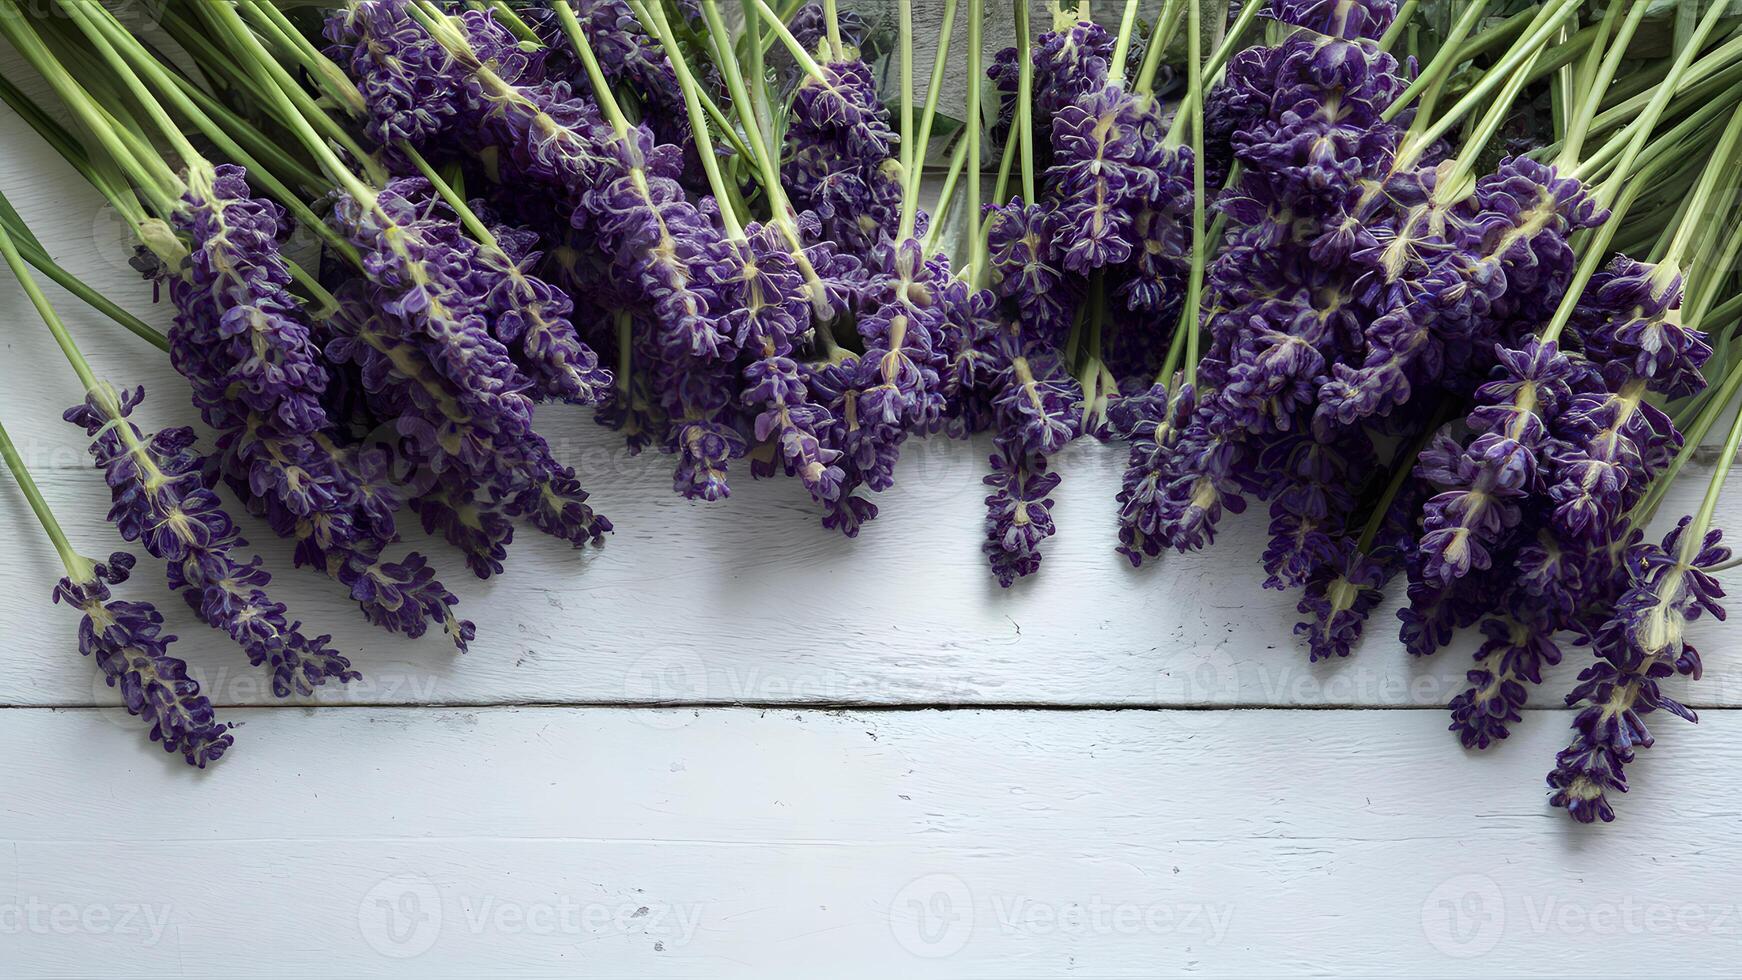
3,707,1741,978
4,21,1742,980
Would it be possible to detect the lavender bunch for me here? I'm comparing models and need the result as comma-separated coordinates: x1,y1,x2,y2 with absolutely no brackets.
1,391,232,767
168,163,473,648
65,385,361,698
328,178,611,565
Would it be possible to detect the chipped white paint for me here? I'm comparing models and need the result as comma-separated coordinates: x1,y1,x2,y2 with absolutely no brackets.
3,36,1741,980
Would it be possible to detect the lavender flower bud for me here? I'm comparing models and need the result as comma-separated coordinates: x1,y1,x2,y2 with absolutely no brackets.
54,553,234,767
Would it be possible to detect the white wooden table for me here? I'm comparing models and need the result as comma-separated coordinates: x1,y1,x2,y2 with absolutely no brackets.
4,48,1742,980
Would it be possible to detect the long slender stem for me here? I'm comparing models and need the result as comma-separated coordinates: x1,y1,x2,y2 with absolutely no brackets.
634,0,746,239
1183,0,1206,385
1687,382,1742,557
0,201,101,394
900,0,961,239
748,0,827,77
963,0,983,275
1136,0,1186,95
1384,0,1492,124
0,417,88,580
1587,0,1732,210
75,0,362,267
1016,0,1035,202
193,0,387,186
1378,0,1417,54
55,0,202,168
1556,0,1651,169
1110,0,1142,79
241,0,366,115
899,0,914,181
1662,103,1742,274
0,209,166,351
0,4,179,215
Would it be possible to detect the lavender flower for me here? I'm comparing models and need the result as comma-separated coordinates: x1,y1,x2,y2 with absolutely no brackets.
1415,340,1578,586
1448,612,1563,749
1293,541,1386,661
1549,518,1729,822
784,58,902,256
53,552,233,767
983,437,1062,587
66,384,358,698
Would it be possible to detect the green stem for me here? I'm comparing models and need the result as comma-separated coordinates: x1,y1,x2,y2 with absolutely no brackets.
964,0,983,275
823,0,843,58
75,0,363,268
1687,381,1742,555
196,0,387,186
633,0,746,239
901,0,961,239
0,206,166,351
0,200,102,395
1183,0,1206,386
699,0,780,183
487,0,542,43
1110,0,1142,79
1586,0,1733,211
1378,0,1417,54
1384,0,1491,125
1661,102,1742,274
1205,0,1263,78
401,143,501,246
747,0,828,78
1437,45,1546,200
899,0,914,180
1357,424,1437,554
1135,0,1186,95
1402,0,1578,155
0,4,179,215
0,72,144,227
1691,212,1742,327
0,417,89,581
739,0,778,167
1016,0,1035,202
1589,33,1742,137
1542,143,1689,346
242,0,367,116
1555,0,1650,170
923,136,972,255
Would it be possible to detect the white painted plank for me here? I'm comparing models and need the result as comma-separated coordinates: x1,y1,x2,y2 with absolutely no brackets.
6,446,1742,710
2,706,1738,977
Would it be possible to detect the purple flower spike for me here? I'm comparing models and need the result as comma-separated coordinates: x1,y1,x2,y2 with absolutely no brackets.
1577,256,1711,398
325,0,470,148
54,553,234,767
1293,542,1386,661
1046,88,1166,274
1416,340,1578,587
983,438,1062,587
1548,517,1730,822
66,387,361,697
987,201,1078,344
1111,381,1196,566
1270,0,1400,39
1448,613,1563,749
